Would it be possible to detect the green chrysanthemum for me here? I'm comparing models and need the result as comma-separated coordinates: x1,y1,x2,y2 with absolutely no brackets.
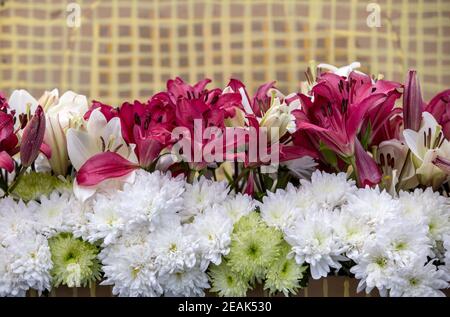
209,261,250,297
232,211,263,233
264,242,307,296
12,172,72,202
227,212,283,281
48,233,101,288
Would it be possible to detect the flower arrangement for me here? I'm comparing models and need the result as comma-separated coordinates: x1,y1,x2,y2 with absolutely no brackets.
0,62,450,297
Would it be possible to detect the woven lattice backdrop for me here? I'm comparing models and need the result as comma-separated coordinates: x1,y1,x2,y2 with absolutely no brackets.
0,0,449,105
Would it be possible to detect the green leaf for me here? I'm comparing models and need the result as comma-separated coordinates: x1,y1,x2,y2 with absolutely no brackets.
319,141,338,168
360,121,372,150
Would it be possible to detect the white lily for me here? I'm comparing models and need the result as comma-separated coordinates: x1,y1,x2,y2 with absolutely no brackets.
403,112,450,189
42,90,88,175
67,108,137,201
377,139,418,195
318,61,363,77
8,89,39,125
259,96,298,142
7,89,88,175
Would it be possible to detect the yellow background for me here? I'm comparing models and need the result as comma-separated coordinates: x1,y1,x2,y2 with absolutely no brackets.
1,0,449,105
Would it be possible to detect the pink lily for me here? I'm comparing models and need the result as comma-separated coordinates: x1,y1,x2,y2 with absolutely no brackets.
167,77,212,104
295,72,400,158
361,79,402,146
118,94,175,169
84,100,118,122
227,79,277,117
425,89,450,139
167,77,242,170
0,92,8,111
0,103,17,172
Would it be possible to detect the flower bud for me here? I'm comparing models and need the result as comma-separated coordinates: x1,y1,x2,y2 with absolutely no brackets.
20,106,46,167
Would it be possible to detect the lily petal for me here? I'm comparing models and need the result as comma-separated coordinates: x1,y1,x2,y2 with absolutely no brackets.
86,108,108,137
403,129,421,159
40,142,52,159
66,128,96,170
76,151,138,186
0,112,14,143
0,151,14,173
8,89,38,116
432,155,450,174
354,138,381,187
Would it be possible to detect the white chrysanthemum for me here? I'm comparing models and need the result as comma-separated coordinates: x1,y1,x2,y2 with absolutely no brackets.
0,233,52,296
116,170,185,230
180,177,229,221
345,187,398,227
220,193,255,223
9,234,52,294
160,267,210,297
374,219,431,266
350,242,395,296
100,229,162,297
259,188,300,231
64,194,91,239
32,191,72,237
389,260,450,297
398,188,450,243
86,194,125,245
284,210,346,279
189,207,234,270
0,244,27,297
300,171,356,209
152,225,197,275
0,198,37,245
289,183,319,215
98,222,151,261
282,156,317,179
442,235,450,277
334,209,372,260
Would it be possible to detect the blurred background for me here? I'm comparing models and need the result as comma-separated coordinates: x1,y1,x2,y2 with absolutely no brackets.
0,0,449,105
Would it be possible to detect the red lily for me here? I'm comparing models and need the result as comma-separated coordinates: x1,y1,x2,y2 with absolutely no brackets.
226,80,317,165
0,110,17,173
295,72,400,158
243,115,317,168
84,100,118,122
167,77,242,169
0,92,8,112
118,94,175,168
227,79,276,117
361,78,402,146
425,89,450,139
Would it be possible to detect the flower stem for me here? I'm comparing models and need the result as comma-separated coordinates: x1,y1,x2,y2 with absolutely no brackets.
349,156,359,186
8,166,26,194
187,169,197,184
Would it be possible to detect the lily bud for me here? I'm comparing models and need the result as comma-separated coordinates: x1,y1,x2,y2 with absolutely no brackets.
20,105,46,167
403,70,424,131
